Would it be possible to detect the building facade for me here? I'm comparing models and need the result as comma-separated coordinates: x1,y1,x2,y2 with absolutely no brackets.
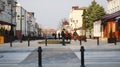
16,3,28,39
0,0,40,43
0,0,16,31
27,12,36,37
0,0,17,43
69,6,85,36
102,0,120,41
15,3,37,39
107,0,120,14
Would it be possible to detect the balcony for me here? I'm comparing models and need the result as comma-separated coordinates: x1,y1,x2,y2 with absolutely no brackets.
0,12,11,24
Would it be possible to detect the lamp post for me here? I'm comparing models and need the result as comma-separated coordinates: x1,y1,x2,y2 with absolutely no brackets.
27,20,31,46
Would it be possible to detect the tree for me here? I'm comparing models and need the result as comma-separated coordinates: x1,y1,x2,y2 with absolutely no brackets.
83,0,106,31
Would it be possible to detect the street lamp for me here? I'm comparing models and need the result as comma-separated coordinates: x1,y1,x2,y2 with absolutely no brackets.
27,20,32,46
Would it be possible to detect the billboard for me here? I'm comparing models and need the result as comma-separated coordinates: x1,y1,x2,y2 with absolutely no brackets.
93,20,101,37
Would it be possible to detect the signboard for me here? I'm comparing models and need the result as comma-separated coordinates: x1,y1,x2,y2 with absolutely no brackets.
93,20,101,37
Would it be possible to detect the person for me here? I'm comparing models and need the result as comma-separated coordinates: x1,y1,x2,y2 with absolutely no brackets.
61,29,65,38
54,33,57,39
65,31,69,41
58,33,60,39
73,31,78,41
68,33,71,42
61,29,65,46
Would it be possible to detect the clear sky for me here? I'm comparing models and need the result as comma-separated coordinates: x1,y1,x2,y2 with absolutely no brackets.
17,0,107,28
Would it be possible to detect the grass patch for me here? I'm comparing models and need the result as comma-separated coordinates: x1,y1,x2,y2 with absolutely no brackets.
38,40,62,44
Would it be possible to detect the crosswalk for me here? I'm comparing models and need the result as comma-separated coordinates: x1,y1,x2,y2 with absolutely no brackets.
74,51,120,64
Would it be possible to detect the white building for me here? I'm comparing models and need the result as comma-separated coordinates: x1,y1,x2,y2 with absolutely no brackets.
16,3,28,39
107,0,120,14
27,12,36,36
69,6,85,36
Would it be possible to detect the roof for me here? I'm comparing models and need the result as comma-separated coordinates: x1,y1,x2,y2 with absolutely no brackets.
102,10,120,21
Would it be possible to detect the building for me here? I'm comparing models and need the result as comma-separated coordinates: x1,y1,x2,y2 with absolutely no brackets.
101,0,120,41
0,0,16,31
15,3,37,39
107,0,120,14
69,6,85,36
42,28,57,37
0,0,17,43
27,12,36,37
16,3,28,39
0,0,39,43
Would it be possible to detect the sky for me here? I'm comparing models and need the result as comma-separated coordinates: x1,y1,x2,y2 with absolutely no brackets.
17,0,107,29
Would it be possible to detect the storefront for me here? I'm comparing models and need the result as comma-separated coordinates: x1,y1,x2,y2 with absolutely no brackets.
101,10,120,41
0,21,15,43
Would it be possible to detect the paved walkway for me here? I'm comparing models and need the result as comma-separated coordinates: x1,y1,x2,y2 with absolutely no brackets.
0,39,120,67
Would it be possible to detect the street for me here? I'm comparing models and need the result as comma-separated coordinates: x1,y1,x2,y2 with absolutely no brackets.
0,39,120,67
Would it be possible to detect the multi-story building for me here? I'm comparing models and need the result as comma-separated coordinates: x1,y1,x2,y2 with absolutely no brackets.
0,0,39,43
27,12,36,37
107,0,120,14
16,3,28,39
102,0,120,41
35,23,40,37
69,6,85,36
0,0,17,43
0,0,16,31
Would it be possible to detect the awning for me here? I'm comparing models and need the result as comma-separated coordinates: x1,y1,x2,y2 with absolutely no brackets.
0,21,16,26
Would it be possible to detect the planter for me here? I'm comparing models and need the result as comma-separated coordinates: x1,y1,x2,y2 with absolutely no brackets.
107,38,116,43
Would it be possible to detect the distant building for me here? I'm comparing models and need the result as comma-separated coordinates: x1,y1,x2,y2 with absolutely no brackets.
69,6,86,36
27,12,36,37
42,28,57,37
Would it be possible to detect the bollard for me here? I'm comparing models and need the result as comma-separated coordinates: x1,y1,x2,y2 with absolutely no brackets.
97,37,99,46
80,46,85,67
80,40,82,45
38,47,42,67
45,38,47,46
28,38,30,47
10,40,12,47
114,38,116,45
62,37,65,46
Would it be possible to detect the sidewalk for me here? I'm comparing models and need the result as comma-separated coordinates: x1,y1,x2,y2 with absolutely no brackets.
69,39,120,50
